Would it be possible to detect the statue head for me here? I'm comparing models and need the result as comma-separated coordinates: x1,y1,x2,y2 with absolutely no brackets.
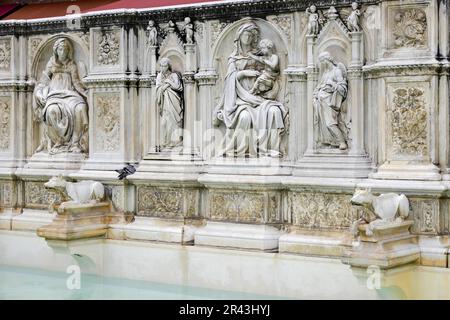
184,17,191,24
318,51,336,68
258,39,275,55
148,20,155,27
234,21,260,53
351,2,359,10
53,38,73,63
159,57,172,73
310,5,317,13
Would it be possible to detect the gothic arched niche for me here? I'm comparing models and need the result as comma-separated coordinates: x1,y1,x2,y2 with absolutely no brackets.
211,18,290,158
212,17,289,104
32,34,88,82
29,35,89,157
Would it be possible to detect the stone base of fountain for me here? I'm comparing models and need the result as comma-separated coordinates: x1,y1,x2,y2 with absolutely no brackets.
37,202,111,241
343,221,420,269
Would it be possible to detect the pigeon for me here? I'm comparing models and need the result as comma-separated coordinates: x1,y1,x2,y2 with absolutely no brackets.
115,164,136,180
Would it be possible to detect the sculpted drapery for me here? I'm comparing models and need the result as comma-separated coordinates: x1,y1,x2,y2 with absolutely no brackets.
155,57,184,149
33,37,89,155
313,51,349,150
214,22,288,158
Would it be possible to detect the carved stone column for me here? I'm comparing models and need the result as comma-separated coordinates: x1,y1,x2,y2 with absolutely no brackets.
182,43,199,157
195,70,218,159
349,32,365,156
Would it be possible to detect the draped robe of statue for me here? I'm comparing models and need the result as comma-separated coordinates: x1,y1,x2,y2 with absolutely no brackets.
214,22,288,158
34,38,88,155
156,70,184,149
313,61,348,148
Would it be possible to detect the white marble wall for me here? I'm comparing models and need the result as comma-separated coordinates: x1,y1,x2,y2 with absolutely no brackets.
0,0,449,265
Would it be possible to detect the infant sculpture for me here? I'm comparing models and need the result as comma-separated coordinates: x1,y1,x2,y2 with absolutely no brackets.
44,176,105,206
350,189,410,237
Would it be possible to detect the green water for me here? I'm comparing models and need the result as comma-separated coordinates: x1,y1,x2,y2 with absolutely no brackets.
0,265,286,300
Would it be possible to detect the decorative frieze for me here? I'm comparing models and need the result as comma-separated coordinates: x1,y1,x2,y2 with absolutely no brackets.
137,186,198,218
25,181,62,209
94,93,120,153
208,190,280,224
289,192,358,229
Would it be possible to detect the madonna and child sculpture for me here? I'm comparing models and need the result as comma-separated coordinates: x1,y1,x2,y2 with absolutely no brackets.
33,37,89,155
213,22,288,158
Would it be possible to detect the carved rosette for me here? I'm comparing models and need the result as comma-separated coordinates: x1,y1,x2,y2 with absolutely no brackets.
392,8,427,49
0,38,11,71
0,99,10,151
388,87,428,157
95,94,120,153
289,192,359,229
97,31,120,65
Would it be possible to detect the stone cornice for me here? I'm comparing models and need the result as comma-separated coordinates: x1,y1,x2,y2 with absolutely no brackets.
363,61,446,78
0,0,380,36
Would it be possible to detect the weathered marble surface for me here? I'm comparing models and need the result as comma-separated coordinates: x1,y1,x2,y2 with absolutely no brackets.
0,0,448,269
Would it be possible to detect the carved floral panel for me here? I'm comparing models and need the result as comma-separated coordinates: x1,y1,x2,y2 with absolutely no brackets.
97,31,120,66
209,190,280,224
137,187,198,218
0,98,10,151
387,87,428,158
410,198,439,234
95,93,120,153
289,192,358,229
391,8,427,49
25,181,62,209
0,38,11,71
0,181,13,207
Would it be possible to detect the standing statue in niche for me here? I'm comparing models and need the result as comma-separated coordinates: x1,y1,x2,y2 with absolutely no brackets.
33,37,89,155
213,22,288,158
155,57,184,149
313,51,349,150
147,20,158,46
347,2,361,32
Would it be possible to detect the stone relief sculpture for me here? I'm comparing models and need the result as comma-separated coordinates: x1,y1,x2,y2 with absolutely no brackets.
33,37,89,155
98,32,120,65
393,8,427,48
313,51,349,150
45,175,105,205
249,39,280,98
350,189,410,236
306,5,320,36
347,2,361,32
184,17,194,44
147,20,158,46
156,57,184,149
213,22,288,158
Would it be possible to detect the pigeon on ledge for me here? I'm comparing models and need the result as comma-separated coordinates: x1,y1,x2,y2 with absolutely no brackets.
115,164,136,180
